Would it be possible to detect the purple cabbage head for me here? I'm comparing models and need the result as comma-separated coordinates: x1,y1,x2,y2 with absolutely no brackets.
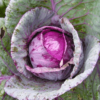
27,26,74,80
10,7,84,81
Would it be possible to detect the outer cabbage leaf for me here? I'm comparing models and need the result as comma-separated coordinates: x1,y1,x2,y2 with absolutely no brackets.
55,0,99,39
60,66,100,100
0,18,11,75
5,0,97,38
86,0,100,40
60,17,84,78
0,23,18,76
4,35,100,100
5,0,51,34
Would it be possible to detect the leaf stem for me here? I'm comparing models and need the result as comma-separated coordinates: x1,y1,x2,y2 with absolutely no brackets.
50,0,56,12
69,12,89,20
60,0,83,18
57,0,74,13
55,0,62,5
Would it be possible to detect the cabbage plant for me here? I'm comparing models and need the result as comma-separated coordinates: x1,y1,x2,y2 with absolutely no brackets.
0,0,100,100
